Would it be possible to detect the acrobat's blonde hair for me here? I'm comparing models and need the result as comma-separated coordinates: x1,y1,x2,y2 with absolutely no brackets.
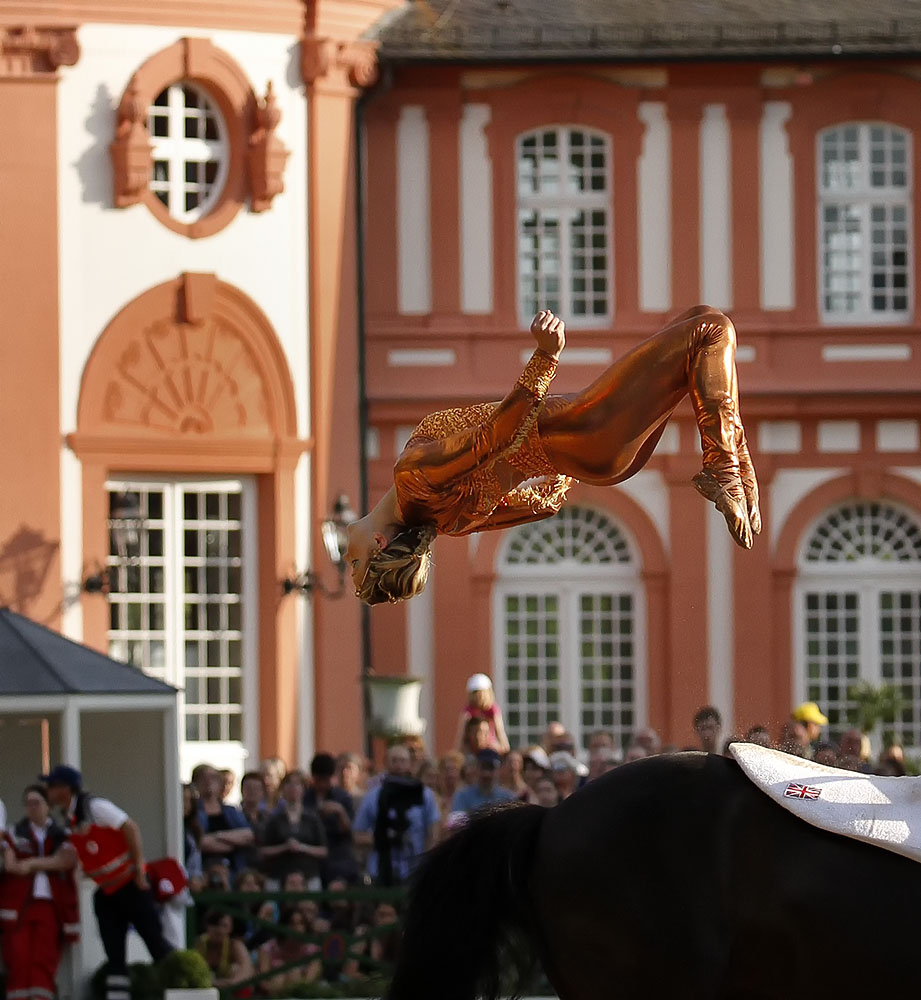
355,524,437,606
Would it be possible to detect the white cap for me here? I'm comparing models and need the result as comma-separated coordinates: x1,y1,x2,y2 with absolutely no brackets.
466,673,492,693
523,746,551,770
550,751,589,778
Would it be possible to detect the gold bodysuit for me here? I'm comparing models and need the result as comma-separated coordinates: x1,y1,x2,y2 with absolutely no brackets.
393,350,574,537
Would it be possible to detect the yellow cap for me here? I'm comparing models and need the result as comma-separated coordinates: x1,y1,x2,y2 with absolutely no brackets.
792,701,829,726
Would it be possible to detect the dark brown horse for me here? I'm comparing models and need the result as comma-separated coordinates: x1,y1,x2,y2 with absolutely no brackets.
388,751,921,1000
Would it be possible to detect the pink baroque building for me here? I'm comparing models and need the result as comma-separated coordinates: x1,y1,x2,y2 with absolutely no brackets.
0,0,400,787
360,2,921,752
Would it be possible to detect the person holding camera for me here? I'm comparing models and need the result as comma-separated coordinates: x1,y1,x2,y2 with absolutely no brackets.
352,744,440,885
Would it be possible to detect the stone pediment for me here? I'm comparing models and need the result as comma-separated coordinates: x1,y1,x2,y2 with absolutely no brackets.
73,273,300,466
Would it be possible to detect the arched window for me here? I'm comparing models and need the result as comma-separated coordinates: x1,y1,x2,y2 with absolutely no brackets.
149,82,230,222
494,507,644,751
516,127,612,327
818,123,912,324
796,501,921,745
109,38,288,239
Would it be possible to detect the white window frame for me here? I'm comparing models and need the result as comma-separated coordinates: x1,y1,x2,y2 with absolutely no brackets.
105,477,258,780
516,125,613,329
794,502,921,744
817,122,913,326
493,508,646,750
148,82,230,223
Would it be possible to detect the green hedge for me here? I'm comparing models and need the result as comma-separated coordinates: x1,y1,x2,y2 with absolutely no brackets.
89,950,211,1000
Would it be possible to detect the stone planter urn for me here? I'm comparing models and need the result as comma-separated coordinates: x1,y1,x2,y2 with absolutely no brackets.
364,675,426,739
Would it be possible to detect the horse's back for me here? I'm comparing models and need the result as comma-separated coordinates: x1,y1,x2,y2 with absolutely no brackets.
529,751,921,998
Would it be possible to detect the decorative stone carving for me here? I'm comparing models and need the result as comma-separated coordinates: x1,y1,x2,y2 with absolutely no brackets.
110,75,153,208
247,82,290,213
100,313,271,436
338,41,379,88
73,274,302,463
0,26,79,78
108,39,257,236
301,35,379,92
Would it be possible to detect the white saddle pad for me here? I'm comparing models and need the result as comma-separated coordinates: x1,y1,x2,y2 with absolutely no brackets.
730,742,921,863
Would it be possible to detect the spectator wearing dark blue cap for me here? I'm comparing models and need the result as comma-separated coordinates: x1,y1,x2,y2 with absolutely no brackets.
450,749,517,815
41,764,174,1000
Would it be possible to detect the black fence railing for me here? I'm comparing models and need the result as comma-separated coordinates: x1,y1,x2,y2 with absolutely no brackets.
188,887,407,999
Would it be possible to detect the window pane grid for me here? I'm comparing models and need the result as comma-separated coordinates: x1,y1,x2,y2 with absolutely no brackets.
803,590,861,741
804,502,921,562
505,507,631,565
518,127,612,325
181,487,244,744
869,203,909,312
879,590,921,748
107,487,168,681
519,209,562,316
578,592,635,746
504,593,561,749
149,83,228,222
819,123,912,322
822,203,863,314
570,208,609,317
106,482,246,747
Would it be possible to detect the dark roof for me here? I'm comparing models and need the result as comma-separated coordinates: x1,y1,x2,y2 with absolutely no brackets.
0,607,176,696
371,1,921,63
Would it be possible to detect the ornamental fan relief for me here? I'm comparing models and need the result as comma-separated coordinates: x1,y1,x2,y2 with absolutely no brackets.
804,502,921,563
101,318,271,436
504,506,632,566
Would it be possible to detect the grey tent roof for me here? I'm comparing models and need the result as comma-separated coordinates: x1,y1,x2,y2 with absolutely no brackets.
371,1,921,63
0,607,175,696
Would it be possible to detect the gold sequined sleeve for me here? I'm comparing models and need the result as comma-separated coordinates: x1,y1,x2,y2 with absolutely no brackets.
394,349,558,500
456,499,559,535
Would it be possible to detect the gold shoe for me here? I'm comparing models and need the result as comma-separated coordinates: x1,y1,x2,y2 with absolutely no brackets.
734,415,761,536
691,389,755,548
692,468,753,549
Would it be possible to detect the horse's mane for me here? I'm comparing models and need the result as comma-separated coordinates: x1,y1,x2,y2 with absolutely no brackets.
387,802,547,1000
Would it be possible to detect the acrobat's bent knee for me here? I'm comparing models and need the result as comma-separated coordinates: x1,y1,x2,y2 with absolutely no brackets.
692,309,736,351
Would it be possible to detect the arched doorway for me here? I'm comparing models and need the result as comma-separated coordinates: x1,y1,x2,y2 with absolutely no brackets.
493,505,646,751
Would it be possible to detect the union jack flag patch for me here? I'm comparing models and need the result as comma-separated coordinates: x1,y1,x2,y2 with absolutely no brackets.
784,781,822,800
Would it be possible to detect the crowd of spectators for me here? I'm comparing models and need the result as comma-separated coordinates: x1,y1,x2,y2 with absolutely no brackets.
0,681,909,998
176,688,912,992
184,751,419,993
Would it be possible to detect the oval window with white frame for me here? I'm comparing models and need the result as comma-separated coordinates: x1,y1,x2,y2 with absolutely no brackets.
148,82,230,223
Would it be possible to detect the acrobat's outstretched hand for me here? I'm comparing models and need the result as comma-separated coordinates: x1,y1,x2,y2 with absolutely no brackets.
530,310,565,359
